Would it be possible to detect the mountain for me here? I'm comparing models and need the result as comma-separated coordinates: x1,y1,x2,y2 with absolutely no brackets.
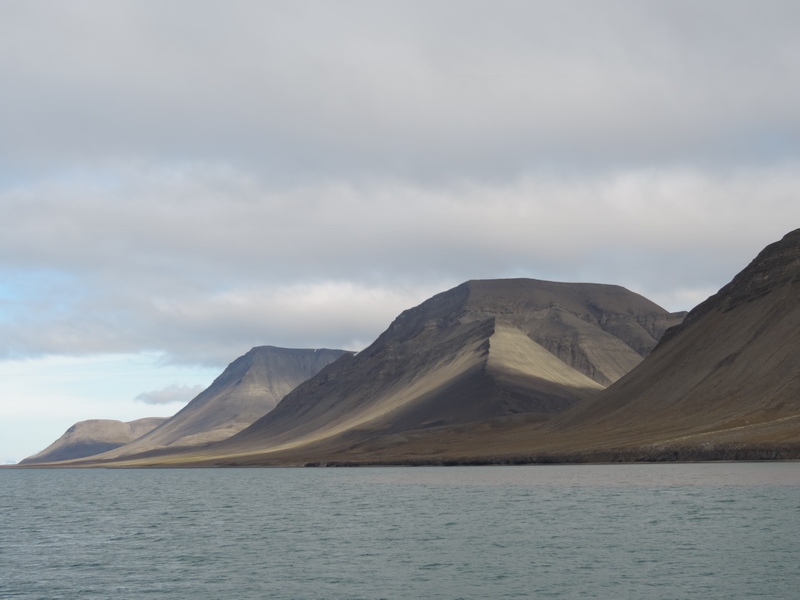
56,346,350,463
20,417,166,464
284,229,800,464
182,279,684,464
537,228,800,459
26,227,800,467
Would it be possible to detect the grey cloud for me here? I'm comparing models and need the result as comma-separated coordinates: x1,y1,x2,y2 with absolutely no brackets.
135,384,206,405
1,2,800,180
2,2,799,368
1,163,798,366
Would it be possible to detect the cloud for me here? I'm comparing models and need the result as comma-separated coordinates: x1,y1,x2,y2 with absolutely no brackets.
0,353,218,461
1,2,799,180
1,161,799,366
1,2,799,369
135,383,206,405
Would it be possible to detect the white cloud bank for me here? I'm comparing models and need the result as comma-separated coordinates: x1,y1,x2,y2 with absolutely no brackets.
1,163,798,365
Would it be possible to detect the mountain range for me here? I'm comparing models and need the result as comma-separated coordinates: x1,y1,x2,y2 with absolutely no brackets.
41,280,683,466
21,229,800,466
23,347,348,464
279,228,800,465
210,279,683,463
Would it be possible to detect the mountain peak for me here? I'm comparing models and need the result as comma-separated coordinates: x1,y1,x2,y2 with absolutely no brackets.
548,228,800,458
216,278,682,459
660,228,800,348
715,228,800,305
33,346,350,464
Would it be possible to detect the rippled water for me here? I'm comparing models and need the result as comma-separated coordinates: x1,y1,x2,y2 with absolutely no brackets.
1,464,799,599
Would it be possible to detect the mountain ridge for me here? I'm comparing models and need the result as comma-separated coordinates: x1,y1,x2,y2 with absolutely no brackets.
545,228,800,445
29,226,800,470
25,346,350,464
96,345,350,459
196,278,683,462
293,228,800,465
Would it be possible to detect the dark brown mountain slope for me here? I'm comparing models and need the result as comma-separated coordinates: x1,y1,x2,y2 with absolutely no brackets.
72,346,349,461
20,417,166,464
292,229,800,465
169,279,683,463
540,228,800,453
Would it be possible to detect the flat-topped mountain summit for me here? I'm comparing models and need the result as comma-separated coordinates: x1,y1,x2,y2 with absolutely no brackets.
210,279,683,461
20,417,166,464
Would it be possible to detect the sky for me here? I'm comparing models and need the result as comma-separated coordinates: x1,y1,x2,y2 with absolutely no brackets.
2,1,800,463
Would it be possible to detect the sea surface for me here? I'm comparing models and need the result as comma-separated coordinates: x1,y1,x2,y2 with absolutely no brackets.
1,464,799,599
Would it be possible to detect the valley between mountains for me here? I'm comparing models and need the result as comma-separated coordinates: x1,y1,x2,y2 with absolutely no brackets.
21,229,800,466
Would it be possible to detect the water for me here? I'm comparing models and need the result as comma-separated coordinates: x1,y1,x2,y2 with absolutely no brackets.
1,464,798,599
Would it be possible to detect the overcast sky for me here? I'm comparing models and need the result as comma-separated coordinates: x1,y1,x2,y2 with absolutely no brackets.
2,1,800,462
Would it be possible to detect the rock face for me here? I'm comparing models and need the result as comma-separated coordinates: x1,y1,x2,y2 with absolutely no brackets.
220,279,683,458
20,418,166,464
546,228,800,454
57,346,349,463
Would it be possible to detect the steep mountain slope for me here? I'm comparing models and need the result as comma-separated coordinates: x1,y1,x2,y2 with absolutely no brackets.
20,418,166,464
80,346,349,460
540,228,800,454
199,279,683,461
320,229,800,465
